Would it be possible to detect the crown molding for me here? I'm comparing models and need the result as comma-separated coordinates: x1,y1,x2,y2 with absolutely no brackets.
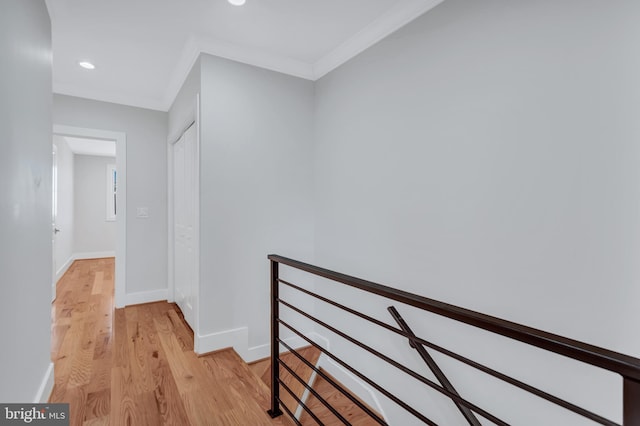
197,35,315,81
161,34,314,111
53,0,443,112
53,81,167,111
44,0,56,23
162,0,443,109
161,34,202,111
313,0,445,79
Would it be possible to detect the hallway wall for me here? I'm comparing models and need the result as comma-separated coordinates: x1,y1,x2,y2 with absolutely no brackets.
53,135,75,277
53,95,168,299
313,0,640,424
197,53,316,358
0,0,53,403
74,154,117,254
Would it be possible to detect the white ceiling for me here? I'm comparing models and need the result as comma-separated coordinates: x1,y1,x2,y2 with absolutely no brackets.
45,0,444,111
63,136,116,157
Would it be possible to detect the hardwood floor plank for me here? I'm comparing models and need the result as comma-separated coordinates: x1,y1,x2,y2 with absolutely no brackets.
63,385,88,426
91,271,103,295
86,357,111,395
154,315,204,396
67,320,97,388
299,369,380,426
125,306,156,394
151,359,191,425
82,415,109,426
166,307,194,352
85,389,110,421
110,366,140,426
113,308,129,368
52,258,305,426
256,346,322,415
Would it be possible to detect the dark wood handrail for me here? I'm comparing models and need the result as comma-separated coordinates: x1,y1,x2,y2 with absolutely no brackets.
268,254,640,381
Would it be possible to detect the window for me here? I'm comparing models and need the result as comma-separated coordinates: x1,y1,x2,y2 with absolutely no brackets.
106,164,117,221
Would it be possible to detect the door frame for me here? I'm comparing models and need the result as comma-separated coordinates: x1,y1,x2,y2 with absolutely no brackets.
167,95,200,350
52,124,127,308
52,143,58,302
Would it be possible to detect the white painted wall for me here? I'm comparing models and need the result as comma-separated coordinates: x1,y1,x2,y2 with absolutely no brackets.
53,135,75,276
74,155,116,254
313,0,640,424
0,0,54,402
53,95,168,297
196,53,315,358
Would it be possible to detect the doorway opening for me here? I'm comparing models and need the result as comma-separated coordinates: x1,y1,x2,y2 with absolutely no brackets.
52,125,126,307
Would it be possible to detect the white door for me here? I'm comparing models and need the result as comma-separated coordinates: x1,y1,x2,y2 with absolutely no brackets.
173,125,197,328
52,144,59,301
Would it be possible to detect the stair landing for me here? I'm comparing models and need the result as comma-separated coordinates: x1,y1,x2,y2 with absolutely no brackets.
50,258,293,425
250,347,379,425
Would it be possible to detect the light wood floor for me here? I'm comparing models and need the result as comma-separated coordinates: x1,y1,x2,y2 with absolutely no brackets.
299,369,377,426
50,258,293,425
249,347,321,416
250,349,378,425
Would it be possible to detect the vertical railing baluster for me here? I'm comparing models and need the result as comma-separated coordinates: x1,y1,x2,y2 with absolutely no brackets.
268,259,283,418
624,377,640,426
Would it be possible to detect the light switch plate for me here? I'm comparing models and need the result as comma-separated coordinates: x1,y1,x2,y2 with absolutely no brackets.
136,207,149,218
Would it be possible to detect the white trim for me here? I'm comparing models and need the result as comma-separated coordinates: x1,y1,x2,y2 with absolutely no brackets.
34,362,54,403
163,34,201,113
196,37,313,80
318,355,388,422
193,95,201,352
166,141,174,305
195,329,320,363
294,365,320,420
55,255,75,283
168,96,200,351
53,81,165,112
106,163,117,222
247,334,312,363
74,251,116,260
306,332,330,351
196,327,249,358
53,125,127,308
125,289,169,306
161,36,313,112
56,252,114,282
52,1,443,112
313,0,445,79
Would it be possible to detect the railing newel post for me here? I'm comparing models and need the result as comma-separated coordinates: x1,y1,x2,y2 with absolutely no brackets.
624,377,640,426
267,257,283,418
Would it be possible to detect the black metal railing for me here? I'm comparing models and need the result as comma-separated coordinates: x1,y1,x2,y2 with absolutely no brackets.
267,254,640,425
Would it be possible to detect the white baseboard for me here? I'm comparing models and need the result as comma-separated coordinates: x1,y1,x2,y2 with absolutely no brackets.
125,289,168,306
317,355,387,422
74,251,116,260
196,327,249,358
247,334,314,362
55,256,75,283
196,329,325,363
34,362,54,403
306,332,330,351
54,253,166,308
53,253,109,301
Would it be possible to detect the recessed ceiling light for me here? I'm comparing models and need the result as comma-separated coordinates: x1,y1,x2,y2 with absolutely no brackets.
79,61,95,70
228,0,246,5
